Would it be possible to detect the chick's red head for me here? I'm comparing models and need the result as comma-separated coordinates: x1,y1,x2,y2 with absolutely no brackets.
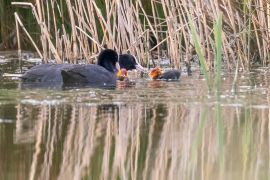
149,67,162,79
117,68,128,81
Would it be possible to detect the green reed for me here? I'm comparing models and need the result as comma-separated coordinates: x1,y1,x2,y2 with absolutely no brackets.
214,14,224,169
214,15,222,96
189,13,225,169
188,15,211,91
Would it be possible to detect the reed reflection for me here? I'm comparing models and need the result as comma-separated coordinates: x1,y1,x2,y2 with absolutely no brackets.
3,101,269,180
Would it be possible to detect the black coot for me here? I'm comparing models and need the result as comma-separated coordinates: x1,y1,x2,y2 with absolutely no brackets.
21,49,119,88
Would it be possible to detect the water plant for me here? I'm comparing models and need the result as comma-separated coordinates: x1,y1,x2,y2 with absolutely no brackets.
188,14,211,90
5,0,268,70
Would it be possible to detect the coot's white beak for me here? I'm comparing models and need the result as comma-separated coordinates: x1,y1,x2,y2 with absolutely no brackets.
133,56,146,73
116,62,120,70
135,64,146,73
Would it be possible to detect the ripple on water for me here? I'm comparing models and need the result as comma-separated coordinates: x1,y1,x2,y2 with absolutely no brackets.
2,53,270,180
21,99,65,105
0,118,14,123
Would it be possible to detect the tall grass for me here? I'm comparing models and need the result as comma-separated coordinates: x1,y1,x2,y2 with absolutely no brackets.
214,15,223,96
189,13,225,172
188,14,211,90
9,0,270,69
213,15,225,172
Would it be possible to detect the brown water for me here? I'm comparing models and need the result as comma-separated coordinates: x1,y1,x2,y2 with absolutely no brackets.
1,52,270,180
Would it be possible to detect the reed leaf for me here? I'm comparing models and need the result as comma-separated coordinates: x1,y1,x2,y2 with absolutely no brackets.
214,14,223,97
188,14,211,91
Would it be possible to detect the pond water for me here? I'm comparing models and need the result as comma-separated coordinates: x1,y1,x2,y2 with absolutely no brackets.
1,51,270,180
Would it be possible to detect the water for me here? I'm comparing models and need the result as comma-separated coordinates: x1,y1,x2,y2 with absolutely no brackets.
1,52,270,180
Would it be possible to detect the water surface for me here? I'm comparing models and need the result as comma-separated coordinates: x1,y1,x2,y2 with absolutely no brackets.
1,52,270,180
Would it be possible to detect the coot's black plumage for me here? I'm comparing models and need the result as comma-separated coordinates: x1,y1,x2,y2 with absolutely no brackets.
119,54,145,72
149,68,181,80
21,49,119,88
159,70,181,80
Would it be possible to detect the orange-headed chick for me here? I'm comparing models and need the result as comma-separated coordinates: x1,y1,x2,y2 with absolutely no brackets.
149,67,163,80
149,67,181,80
117,68,128,81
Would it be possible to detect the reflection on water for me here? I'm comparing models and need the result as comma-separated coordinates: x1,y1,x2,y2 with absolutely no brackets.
2,100,270,180
1,53,270,179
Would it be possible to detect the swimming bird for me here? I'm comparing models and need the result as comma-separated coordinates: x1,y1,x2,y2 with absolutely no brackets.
21,49,120,88
116,68,128,81
119,54,146,72
116,68,136,89
149,67,181,80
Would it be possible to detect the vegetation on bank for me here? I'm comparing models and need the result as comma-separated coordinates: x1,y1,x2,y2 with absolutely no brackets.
1,0,270,70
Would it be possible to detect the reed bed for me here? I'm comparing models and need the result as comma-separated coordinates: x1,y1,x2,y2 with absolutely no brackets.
11,0,270,70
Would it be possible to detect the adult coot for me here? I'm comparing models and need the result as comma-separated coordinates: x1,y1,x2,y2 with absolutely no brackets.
149,67,181,80
21,49,119,88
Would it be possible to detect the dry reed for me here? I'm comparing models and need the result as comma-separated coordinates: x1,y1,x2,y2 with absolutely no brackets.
12,0,270,70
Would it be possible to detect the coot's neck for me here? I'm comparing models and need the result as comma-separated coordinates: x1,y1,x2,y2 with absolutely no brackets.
99,61,117,73
97,49,118,73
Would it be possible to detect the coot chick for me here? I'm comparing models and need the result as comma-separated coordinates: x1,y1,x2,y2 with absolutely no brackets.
116,68,128,81
21,49,119,88
116,68,136,89
149,67,181,80
119,54,146,72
